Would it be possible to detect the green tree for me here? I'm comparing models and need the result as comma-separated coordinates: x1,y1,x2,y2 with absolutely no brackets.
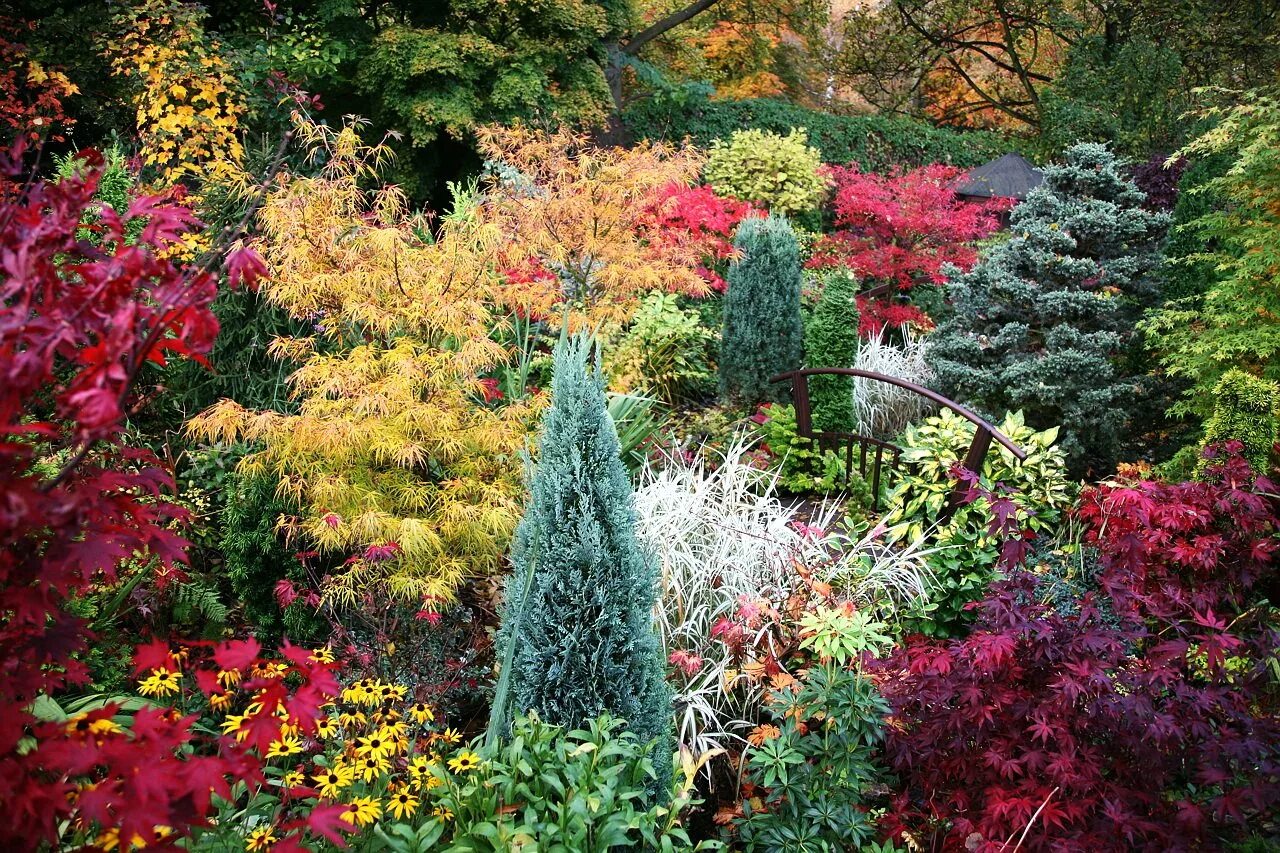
499,333,672,794
1143,88,1280,420
719,214,804,405
928,143,1169,475
805,270,861,432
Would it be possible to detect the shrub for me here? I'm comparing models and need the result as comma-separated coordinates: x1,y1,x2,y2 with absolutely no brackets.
877,451,1280,850
1197,370,1279,477
883,410,1072,636
383,714,715,851
808,163,1007,293
704,128,828,216
638,182,760,292
624,94,1016,171
1158,152,1231,303
499,334,673,793
805,269,861,433
608,292,717,406
756,403,870,507
730,605,892,851
719,215,804,405
188,120,534,608
928,143,1170,476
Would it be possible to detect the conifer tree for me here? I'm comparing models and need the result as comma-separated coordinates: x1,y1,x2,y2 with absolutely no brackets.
500,333,672,794
719,214,805,405
927,143,1168,474
806,270,862,432
1197,370,1279,477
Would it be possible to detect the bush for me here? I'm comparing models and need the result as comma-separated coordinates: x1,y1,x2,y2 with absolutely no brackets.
805,269,861,432
386,714,713,852
1197,370,1279,476
704,128,828,216
928,143,1170,476
877,451,1280,850
1159,152,1232,303
756,403,871,508
883,410,1072,636
731,606,892,851
608,292,717,406
624,94,1016,172
852,330,933,439
499,334,673,793
719,215,804,405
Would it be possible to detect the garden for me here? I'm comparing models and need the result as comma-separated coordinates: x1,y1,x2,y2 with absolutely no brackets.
2,1,1279,850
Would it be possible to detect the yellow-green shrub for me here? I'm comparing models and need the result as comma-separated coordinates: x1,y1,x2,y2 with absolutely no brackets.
704,128,828,216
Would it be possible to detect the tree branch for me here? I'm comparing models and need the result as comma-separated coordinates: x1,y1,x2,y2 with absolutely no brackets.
622,0,722,56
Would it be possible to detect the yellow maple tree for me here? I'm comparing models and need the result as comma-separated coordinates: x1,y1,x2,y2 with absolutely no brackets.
107,0,247,192
190,118,536,608
474,125,711,332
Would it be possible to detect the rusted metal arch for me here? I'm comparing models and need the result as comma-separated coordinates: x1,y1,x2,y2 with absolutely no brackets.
769,368,1028,517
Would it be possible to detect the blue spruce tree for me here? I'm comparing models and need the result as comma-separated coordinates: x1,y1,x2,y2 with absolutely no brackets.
499,333,672,794
927,143,1168,475
719,214,805,405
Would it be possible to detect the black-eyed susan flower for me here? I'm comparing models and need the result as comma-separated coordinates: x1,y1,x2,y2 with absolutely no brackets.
209,690,234,713
355,731,394,760
437,727,462,746
217,668,241,688
66,714,121,739
387,790,420,820
138,668,182,697
408,702,435,725
281,769,305,789
356,754,390,782
310,646,335,664
220,714,249,742
315,716,339,739
341,796,381,827
266,735,303,759
447,751,480,773
312,763,355,799
245,826,277,851
432,805,453,821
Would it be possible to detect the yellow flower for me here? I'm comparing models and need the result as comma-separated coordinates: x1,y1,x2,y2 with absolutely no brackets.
138,668,182,697
437,727,462,746
245,826,277,851
341,797,382,828
217,668,242,688
282,770,305,788
209,691,233,712
66,714,121,739
266,735,303,758
356,754,390,782
447,751,480,773
337,710,367,729
432,805,454,821
315,716,339,739
407,755,433,778
312,764,355,799
310,647,335,664
387,790,420,820
221,715,249,742
355,731,395,760
408,702,435,725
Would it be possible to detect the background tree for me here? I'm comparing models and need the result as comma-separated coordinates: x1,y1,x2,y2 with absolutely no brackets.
1143,88,1280,421
719,214,805,405
806,270,861,432
1196,370,1279,478
500,333,672,793
476,125,711,331
928,143,1169,474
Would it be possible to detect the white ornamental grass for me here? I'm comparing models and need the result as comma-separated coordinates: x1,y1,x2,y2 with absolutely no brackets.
853,328,935,438
634,435,936,765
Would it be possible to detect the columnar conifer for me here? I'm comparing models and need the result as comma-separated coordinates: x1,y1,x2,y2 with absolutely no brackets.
806,270,861,432
719,214,804,405
500,334,672,794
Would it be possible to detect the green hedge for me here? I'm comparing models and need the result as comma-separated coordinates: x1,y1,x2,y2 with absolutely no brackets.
624,95,1022,171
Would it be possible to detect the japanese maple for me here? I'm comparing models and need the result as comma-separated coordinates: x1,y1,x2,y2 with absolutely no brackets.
808,164,1007,293
875,448,1280,851
0,147,346,848
638,182,759,292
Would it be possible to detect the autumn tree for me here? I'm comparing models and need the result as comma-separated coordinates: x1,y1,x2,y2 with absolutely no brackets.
105,0,247,192
190,119,535,609
476,124,712,331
